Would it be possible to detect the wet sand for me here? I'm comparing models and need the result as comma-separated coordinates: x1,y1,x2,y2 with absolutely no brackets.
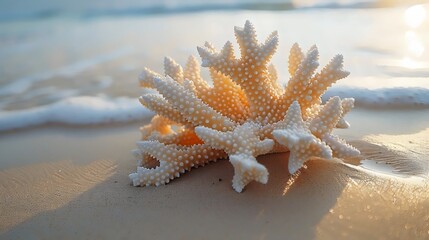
0,110,428,239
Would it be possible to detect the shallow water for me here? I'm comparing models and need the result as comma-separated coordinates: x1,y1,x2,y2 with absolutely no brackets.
0,4,429,130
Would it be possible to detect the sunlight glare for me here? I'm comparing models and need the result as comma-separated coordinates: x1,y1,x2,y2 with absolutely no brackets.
282,168,303,196
405,31,425,57
404,5,427,28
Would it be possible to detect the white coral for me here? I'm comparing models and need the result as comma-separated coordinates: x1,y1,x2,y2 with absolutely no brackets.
129,20,360,192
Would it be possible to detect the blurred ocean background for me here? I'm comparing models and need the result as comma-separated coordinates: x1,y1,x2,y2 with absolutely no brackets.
0,0,428,130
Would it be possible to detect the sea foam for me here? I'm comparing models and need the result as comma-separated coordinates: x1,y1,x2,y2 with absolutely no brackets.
0,96,153,131
324,87,429,109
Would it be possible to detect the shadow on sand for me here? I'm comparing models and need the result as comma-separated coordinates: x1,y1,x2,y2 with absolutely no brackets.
1,151,351,239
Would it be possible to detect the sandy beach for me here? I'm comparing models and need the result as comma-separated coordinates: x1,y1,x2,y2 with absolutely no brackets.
1,1,429,239
1,109,428,239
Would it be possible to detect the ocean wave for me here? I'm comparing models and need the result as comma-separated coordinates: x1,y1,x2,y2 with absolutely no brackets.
0,48,132,97
0,86,428,132
324,87,429,109
0,96,153,132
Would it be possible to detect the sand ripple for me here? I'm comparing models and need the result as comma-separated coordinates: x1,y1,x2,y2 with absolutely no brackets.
0,159,116,231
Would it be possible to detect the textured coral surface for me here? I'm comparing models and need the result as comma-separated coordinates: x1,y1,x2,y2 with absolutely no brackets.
129,21,360,192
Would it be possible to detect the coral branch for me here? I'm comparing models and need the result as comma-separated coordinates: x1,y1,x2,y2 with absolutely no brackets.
195,123,273,192
184,55,208,91
164,57,184,83
129,142,226,187
139,94,190,126
288,43,304,76
272,101,333,173
153,76,237,131
130,20,360,192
